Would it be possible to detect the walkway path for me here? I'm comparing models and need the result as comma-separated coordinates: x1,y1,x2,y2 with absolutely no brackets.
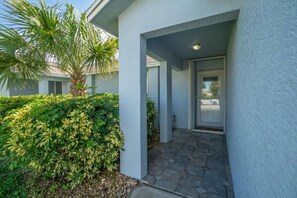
143,129,234,198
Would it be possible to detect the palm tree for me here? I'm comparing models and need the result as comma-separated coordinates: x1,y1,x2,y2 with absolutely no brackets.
0,0,118,96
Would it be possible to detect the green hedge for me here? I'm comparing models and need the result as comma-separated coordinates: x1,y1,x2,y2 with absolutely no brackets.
4,94,123,187
0,95,45,119
0,95,47,156
0,93,157,188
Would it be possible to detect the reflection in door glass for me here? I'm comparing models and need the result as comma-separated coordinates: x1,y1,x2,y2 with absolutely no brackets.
200,76,221,123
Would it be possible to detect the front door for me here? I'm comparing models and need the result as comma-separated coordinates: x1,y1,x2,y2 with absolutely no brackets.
196,70,224,129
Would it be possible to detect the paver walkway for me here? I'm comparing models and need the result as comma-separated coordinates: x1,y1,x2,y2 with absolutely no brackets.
143,129,234,198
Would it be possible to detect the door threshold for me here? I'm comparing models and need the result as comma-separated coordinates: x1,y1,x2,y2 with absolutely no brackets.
192,128,224,135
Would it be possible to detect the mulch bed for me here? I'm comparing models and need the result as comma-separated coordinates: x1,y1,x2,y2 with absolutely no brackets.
33,171,138,198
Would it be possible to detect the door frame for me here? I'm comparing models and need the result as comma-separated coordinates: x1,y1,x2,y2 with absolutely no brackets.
188,56,226,133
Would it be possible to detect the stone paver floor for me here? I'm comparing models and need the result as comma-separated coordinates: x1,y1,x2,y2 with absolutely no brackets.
143,129,234,198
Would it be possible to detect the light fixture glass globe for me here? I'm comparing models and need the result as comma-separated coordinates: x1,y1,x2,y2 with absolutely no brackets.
193,43,201,50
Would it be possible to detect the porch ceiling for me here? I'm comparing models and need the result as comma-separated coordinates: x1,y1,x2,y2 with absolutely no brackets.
147,21,234,60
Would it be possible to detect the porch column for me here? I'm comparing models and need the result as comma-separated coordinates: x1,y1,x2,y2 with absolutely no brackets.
119,35,147,179
160,61,172,143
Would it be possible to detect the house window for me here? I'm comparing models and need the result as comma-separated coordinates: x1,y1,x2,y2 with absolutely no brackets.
49,81,62,95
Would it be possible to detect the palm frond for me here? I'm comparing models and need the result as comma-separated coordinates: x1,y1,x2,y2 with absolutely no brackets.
3,0,62,52
0,0,118,95
84,32,118,74
0,25,48,89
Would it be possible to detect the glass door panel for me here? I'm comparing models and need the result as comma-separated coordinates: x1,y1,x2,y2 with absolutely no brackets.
197,71,223,128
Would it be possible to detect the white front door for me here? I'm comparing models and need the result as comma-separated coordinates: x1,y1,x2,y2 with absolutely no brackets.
196,70,224,128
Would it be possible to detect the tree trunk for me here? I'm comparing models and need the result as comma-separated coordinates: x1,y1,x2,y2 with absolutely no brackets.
69,70,86,97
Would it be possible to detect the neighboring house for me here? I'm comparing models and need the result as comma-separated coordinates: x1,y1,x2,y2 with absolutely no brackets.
86,1,297,198
0,63,70,96
0,59,162,119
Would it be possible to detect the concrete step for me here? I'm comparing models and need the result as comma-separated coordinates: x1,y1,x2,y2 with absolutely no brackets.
129,184,184,198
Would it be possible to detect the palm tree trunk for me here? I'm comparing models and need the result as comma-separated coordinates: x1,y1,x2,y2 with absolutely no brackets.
69,70,86,97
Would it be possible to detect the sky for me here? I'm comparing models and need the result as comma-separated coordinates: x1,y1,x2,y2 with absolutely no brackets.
43,0,94,12
0,0,94,24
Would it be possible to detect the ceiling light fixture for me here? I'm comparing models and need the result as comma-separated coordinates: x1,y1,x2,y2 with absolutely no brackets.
193,43,201,50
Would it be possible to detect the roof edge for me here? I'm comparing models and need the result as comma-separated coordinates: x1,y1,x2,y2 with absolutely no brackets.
86,0,136,36
86,0,111,24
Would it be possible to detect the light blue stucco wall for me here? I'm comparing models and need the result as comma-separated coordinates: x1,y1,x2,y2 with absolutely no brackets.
9,79,39,96
226,0,297,197
0,81,9,96
0,88,9,96
38,76,70,95
92,67,191,129
93,69,161,129
147,66,160,128
94,72,119,94
172,68,189,129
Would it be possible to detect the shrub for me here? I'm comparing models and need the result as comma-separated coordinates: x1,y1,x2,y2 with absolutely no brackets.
4,94,124,187
0,95,46,156
0,95,45,118
147,98,158,147
0,96,47,197
1,93,157,188
0,159,28,197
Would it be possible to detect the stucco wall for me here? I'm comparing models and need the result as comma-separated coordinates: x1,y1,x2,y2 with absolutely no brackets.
120,0,240,36
9,80,39,96
91,67,191,129
0,88,9,96
147,66,160,128
172,68,189,129
0,81,9,96
226,0,297,197
94,72,119,94
39,76,70,95
93,68,162,127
